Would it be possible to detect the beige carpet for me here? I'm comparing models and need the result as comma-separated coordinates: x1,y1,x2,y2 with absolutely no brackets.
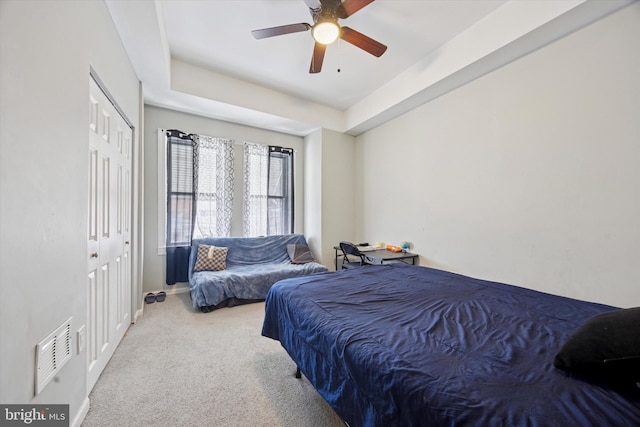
82,292,344,427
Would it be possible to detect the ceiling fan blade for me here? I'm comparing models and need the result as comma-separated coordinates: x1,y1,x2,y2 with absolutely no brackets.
309,42,327,73
303,0,322,9
251,23,311,40
340,26,387,57
336,0,374,19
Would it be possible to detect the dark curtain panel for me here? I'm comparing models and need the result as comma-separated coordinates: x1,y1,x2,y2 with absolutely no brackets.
165,129,198,285
165,246,193,285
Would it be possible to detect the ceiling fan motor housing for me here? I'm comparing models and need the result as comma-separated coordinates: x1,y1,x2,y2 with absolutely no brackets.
312,12,340,44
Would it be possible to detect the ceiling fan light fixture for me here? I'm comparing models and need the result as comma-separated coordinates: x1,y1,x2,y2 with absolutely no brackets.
312,21,340,45
251,0,385,74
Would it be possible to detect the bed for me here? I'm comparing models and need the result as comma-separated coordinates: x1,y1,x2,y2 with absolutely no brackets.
262,263,640,426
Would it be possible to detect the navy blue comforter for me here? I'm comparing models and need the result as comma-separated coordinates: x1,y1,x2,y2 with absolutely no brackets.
262,263,640,426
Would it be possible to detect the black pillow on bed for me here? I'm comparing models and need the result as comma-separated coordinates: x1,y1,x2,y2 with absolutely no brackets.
554,307,640,388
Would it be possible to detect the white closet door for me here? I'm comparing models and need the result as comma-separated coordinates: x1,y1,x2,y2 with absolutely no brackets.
87,76,132,392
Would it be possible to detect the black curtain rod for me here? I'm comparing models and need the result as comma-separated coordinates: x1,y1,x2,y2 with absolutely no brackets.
166,129,196,140
269,145,293,154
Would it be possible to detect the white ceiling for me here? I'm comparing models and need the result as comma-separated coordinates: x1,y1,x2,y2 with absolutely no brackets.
161,0,506,110
105,0,634,136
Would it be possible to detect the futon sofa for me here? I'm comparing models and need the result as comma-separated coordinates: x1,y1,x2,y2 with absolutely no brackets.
188,234,328,312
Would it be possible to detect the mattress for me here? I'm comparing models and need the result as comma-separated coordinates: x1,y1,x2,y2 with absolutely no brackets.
262,263,640,426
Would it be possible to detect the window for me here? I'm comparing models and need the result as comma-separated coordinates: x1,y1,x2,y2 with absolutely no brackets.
267,148,293,234
243,143,294,237
165,131,234,247
192,135,234,239
166,130,196,247
161,132,293,249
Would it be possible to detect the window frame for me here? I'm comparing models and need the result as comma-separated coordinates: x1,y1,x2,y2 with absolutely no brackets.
267,146,294,235
159,131,296,252
157,129,168,255
165,133,196,247
243,143,294,237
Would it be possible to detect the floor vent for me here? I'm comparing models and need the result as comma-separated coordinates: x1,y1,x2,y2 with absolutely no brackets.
35,317,72,396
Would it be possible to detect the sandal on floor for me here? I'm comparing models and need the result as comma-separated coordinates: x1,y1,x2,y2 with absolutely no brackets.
156,291,166,302
145,293,156,304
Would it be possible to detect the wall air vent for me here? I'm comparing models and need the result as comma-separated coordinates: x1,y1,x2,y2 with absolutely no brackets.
35,317,73,396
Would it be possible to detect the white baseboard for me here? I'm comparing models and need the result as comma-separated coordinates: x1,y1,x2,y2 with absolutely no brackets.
144,286,190,296
168,285,191,295
71,397,90,427
133,305,144,323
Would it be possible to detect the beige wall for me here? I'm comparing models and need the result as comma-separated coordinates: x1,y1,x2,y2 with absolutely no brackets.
303,129,324,264
304,129,356,269
354,3,640,307
0,0,141,424
320,129,356,269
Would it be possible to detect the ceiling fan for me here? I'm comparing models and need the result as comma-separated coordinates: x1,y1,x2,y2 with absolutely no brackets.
251,0,387,74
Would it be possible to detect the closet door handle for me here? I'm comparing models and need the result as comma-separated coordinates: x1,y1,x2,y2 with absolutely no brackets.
90,252,98,258
125,241,130,245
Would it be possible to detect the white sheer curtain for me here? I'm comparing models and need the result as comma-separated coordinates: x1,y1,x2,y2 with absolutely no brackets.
243,142,268,237
193,135,234,238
